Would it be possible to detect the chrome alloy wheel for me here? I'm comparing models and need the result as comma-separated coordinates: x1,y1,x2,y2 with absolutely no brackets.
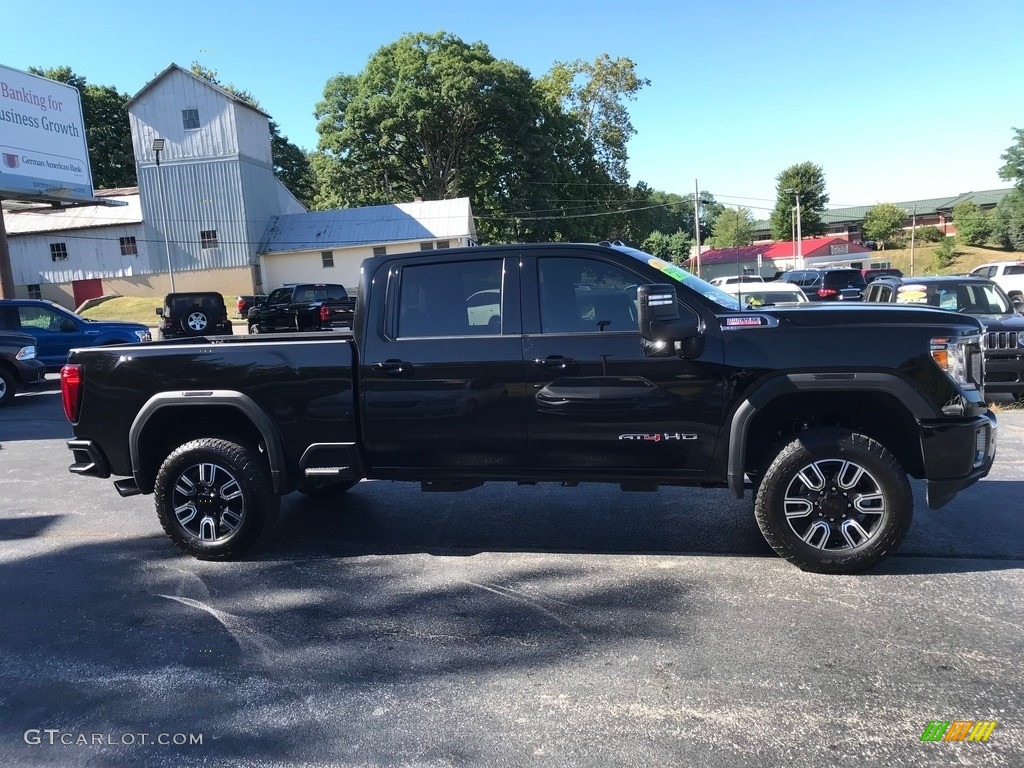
782,459,886,551
186,312,209,332
171,461,246,543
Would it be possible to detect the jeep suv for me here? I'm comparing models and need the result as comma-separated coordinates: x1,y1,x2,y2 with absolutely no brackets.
155,292,234,340
865,275,1024,401
779,268,866,301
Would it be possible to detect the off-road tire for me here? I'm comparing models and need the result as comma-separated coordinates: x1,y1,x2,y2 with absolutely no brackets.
754,427,912,574
296,478,358,498
182,308,210,334
0,365,16,407
154,438,279,560
248,324,261,335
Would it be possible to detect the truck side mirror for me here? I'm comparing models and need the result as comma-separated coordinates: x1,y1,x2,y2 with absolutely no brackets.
155,307,164,317
636,284,704,358
60,319,78,332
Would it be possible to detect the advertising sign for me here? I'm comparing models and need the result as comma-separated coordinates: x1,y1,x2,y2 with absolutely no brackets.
0,64,94,202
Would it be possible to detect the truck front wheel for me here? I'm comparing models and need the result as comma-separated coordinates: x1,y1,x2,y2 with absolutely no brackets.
154,438,280,560
754,427,912,574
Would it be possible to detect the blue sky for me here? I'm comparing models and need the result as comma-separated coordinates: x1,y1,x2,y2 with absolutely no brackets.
3,0,1021,216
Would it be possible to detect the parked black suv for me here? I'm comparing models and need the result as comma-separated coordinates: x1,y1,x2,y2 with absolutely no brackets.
778,268,867,301
865,275,1024,401
155,292,234,340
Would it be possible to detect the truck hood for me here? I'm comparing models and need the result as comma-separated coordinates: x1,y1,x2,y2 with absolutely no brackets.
744,302,985,333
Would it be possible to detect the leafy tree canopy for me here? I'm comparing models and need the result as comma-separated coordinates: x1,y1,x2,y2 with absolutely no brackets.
768,162,830,241
992,188,1024,251
998,127,1024,190
862,202,907,247
952,201,991,247
27,66,136,189
190,63,316,206
707,206,755,248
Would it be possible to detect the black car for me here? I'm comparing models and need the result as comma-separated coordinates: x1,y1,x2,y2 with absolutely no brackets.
155,292,234,340
778,268,866,301
863,267,904,283
865,275,1024,401
0,331,47,407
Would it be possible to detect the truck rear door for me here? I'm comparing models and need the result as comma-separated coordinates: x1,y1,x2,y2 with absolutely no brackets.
359,253,528,470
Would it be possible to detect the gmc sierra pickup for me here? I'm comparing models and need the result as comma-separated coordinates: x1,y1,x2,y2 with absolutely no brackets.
61,242,997,573
246,283,355,333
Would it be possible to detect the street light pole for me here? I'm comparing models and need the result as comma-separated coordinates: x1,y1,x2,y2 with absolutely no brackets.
152,138,175,293
784,187,803,269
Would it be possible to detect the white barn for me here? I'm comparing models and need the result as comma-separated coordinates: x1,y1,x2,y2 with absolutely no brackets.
2,62,478,309
258,198,477,291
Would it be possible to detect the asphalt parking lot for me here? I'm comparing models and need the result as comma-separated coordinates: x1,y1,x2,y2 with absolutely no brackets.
0,378,1021,767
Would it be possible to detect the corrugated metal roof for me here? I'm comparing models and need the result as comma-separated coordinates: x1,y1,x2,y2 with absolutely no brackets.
693,237,871,265
4,191,142,234
821,196,960,223
259,197,476,254
936,188,1014,210
126,63,271,119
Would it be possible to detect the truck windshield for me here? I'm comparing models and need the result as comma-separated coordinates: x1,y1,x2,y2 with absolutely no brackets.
611,244,742,310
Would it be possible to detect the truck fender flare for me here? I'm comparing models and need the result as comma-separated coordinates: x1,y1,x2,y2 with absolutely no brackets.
129,390,286,494
727,372,935,498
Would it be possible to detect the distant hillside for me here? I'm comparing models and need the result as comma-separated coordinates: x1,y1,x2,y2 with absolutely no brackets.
858,242,1019,276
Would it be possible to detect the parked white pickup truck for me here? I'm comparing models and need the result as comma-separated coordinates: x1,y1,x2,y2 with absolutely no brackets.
970,262,1024,300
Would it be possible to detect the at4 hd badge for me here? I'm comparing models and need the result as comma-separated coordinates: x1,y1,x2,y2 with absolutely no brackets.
619,433,697,442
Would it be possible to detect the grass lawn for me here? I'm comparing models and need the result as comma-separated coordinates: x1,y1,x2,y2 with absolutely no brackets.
79,296,245,325
863,242,1016,276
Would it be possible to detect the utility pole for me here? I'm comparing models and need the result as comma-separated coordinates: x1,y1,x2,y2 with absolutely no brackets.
693,179,702,277
909,204,917,276
0,201,14,298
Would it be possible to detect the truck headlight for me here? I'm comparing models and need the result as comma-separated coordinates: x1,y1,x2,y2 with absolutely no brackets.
15,345,37,361
930,335,981,390
135,330,152,342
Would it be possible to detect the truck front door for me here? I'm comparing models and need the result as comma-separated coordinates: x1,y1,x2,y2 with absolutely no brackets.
522,252,724,474
359,254,528,471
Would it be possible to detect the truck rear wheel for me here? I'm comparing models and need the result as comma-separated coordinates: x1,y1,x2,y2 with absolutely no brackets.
0,366,16,407
754,427,912,574
154,438,279,560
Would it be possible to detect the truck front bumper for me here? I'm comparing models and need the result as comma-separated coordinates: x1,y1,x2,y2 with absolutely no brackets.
920,410,997,509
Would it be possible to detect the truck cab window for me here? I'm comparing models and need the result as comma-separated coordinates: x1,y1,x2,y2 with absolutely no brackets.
538,257,642,334
398,259,503,338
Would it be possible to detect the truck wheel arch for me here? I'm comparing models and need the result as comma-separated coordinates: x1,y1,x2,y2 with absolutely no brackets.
129,391,286,494
727,373,936,498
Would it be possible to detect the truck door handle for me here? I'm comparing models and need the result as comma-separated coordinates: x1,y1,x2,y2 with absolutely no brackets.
532,355,577,371
371,359,413,375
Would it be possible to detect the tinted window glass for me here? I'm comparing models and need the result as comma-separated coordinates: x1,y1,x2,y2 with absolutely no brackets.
398,260,502,338
539,257,641,334
824,270,867,288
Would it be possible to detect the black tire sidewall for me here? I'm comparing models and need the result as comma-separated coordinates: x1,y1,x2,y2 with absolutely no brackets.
154,438,278,559
755,428,912,574
0,367,15,407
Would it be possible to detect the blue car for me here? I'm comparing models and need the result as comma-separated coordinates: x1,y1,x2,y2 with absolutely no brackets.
0,299,151,372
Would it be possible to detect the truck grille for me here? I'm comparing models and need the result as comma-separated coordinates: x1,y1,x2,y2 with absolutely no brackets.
987,331,1020,350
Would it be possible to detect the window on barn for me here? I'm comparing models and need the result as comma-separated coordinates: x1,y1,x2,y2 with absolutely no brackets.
182,109,200,130
27,284,42,299
49,243,69,262
420,242,433,251
119,236,138,256
200,230,219,249
436,241,450,249
321,251,334,268
372,246,387,257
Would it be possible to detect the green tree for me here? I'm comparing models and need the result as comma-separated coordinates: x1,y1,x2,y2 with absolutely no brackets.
190,63,316,206
311,32,627,242
933,236,961,269
998,127,1024,189
641,229,692,264
768,162,829,241
992,188,1024,251
952,201,991,246
707,206,755,248
537,54,649,184
862,203,908,248
28,66,136,189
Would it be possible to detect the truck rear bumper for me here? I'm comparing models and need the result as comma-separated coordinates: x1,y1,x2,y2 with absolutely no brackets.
67,438,111,479
921,410,997,509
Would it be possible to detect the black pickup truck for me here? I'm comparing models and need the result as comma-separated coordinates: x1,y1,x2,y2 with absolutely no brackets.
61,242,997,573
246,283,355,333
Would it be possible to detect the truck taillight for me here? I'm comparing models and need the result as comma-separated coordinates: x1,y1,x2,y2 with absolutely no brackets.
61,364,83,423
319,305,330,323
817,288,839,298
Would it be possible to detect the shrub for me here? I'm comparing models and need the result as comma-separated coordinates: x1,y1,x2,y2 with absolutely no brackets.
933,237,961,269
914,225,945,242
